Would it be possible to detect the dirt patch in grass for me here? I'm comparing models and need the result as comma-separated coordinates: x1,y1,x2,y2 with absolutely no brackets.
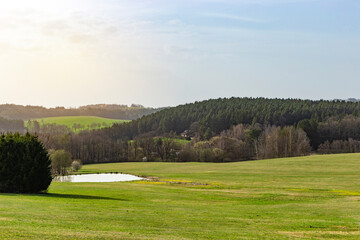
138,177,211,186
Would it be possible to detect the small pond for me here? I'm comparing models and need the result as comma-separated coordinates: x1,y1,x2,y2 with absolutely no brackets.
54,173,144,183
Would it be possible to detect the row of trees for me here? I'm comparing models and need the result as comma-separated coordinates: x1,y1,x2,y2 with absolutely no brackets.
27,121,72,135
26,120,113,135
36,123,311,163
33,116,360,164
297,115,360,149
0,117,25,133
318,139,360,154
0,104,161,120
3,98,360,166
185,125,311,162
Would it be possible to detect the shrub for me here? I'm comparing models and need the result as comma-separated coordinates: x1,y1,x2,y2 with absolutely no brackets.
71,159,82,171
0,133,52,193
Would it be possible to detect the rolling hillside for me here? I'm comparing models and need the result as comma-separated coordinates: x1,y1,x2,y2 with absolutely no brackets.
0,104,162,120
104,97,360,139
1,153,360,239
27,116,130,132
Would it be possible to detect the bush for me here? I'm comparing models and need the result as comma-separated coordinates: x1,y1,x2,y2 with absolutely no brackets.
71,160,82,171
0,133,52,193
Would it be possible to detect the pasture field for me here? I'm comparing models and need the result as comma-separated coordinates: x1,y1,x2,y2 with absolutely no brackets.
1,154,360,239
27,116,130,132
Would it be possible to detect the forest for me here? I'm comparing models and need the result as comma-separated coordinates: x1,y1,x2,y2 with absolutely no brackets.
1,98,360,163
2,97,355,164
104,97,360,139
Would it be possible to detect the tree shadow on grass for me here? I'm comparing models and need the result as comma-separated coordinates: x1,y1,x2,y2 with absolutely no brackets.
0,192,128,201
42,193,128,201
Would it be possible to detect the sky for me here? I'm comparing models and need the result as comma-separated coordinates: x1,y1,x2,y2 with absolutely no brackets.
0,0,359,108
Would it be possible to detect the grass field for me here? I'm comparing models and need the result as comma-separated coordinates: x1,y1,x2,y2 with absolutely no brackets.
27,116,130,132
1,154,360,239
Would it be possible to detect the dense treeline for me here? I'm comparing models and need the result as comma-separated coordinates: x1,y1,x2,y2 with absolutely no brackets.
0,104,162,120
0,117,25,133
4,98,360,164
318,139,360,154
37,124,311,164
27,121,73,135
32,98,360,163
39,130,124,164
297,115,360,149
106,97,360,140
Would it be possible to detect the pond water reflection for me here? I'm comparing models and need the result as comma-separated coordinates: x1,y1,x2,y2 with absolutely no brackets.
54,173,144,183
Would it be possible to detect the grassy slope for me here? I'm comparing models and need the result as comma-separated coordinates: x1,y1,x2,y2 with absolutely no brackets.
1,154,360,239
27,116,130,132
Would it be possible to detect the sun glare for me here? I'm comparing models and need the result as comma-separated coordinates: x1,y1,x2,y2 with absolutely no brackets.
1,0,51,10
0,0,90,13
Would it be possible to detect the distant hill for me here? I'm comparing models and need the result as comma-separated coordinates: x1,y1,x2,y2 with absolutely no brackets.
27,116,130,133
105,97,360,139
28,97,360,164
0,104,163,120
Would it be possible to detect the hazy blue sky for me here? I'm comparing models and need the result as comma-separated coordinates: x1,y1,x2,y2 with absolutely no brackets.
0,0,359,107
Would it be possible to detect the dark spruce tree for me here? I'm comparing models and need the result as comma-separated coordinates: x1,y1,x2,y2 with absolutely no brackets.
0,133,52,193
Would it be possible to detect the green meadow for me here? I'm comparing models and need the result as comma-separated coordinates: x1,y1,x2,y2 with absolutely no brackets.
27,116,130,132
1,153,360,239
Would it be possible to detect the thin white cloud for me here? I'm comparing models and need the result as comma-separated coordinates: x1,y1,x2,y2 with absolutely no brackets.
168,19,182,25
203,13,270,23
0,7,153,53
